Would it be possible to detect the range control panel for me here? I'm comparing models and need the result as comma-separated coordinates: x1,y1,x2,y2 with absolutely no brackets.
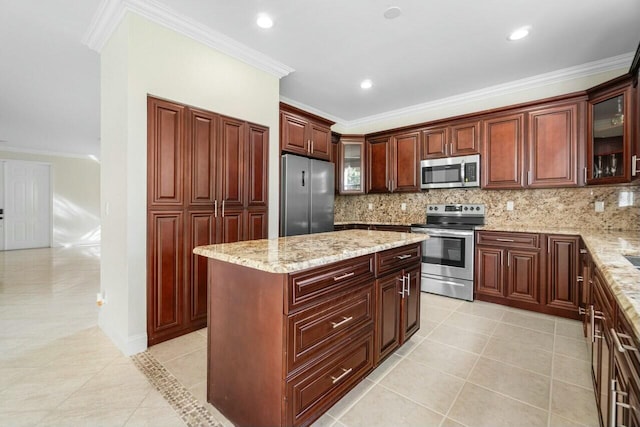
426,204,485,215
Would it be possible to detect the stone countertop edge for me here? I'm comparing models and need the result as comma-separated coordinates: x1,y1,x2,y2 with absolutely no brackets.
480,225,640,339
193,229,428,275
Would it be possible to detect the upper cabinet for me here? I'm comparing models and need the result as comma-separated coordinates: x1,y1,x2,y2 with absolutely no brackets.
482,112,525,189
280,103,334,160
338,135,365,195
421,119,481,159
586,76,638,184
366,131,420,193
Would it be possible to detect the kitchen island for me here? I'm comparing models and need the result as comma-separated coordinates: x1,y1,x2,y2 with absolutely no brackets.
194,229,427,427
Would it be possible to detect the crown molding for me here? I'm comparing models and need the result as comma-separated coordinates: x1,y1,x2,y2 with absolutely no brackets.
337,52,633,130
0,145,98,160
279,96,343,126
82,0,294,79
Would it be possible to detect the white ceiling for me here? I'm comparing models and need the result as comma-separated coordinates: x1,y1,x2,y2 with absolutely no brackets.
1,0,639,157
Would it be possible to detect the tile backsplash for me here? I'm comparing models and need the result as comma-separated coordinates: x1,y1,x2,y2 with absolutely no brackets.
335,184,640,230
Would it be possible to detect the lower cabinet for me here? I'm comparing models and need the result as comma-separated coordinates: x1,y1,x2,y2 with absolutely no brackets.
475,231,580,319
206,243,421,427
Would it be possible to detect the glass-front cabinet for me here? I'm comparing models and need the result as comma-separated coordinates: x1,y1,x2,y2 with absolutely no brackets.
587,76,637,184
338,136,365,194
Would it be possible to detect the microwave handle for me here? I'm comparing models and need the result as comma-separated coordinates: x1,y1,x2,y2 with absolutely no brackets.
460,159,465,183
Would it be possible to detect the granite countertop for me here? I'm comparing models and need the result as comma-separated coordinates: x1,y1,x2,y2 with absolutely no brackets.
193,229,427,274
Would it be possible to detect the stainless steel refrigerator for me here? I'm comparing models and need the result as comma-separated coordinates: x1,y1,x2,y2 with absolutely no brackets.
281,154,335,236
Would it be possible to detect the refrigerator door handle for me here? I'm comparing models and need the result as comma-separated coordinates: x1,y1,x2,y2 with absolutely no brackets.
302,170,305,187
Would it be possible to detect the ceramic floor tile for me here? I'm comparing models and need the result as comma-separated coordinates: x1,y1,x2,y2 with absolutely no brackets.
38,405,137,427
124,405,186,427
393,334,425,357
549,412,591,427
422,305,454,323
406,338,479,379
162,348,208,389
380,358,464,414
421,292,465,310
492,323,555,352
0,410,48,427
428,323,490,354
553,354,594,390
448,383,548,427
482,336,553,376
413,319,439,338
148,331,207,363
442,311,499,335
501,310,556,334
555,336,590,362
456,300,507,321
467,357,551,409
440,418,466,427
188,381,207,405
556,320,586,340
327,378,375,419
339,384,443,427
310,412,337,427
366,354,401,383
551,380,600,426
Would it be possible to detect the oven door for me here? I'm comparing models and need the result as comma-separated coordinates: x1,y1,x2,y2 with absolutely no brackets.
418,228,474,281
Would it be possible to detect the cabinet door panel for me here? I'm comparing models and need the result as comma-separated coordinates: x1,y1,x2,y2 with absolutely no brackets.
188,108,217,205
220,210,244,244
451,120,480,155
506,249,540,306
528,104,579,187
421,127,448,159
393,132,420,192
246,209,268,241
402,265,421,341
148,211,184,334
247,124,268,207
219,116,244,209
281,112,309,156
148,98,185,207
187,212,216,323
367,137,390,193
377,274,401,362
482,113,525,189
547,235,580,314
475,247,504,297
310,123,331,160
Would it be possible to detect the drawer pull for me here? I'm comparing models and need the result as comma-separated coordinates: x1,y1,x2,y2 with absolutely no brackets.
395,254,412,260
330,316,353,329
496,238,514,242
333,272,355,281
330,367,352,384
611,328,639,353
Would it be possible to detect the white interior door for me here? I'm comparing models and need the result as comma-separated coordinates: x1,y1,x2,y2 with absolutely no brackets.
3,161,51,250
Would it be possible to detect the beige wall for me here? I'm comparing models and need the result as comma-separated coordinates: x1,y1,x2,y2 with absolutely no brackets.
100,13,281,354
0,150,100,247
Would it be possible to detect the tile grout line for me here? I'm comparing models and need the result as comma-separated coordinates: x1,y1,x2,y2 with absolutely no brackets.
547,319,558,427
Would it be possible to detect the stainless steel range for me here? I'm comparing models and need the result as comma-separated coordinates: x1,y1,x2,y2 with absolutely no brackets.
411,204,485,301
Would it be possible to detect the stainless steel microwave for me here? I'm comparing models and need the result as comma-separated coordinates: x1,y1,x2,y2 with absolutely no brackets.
420,154,480,189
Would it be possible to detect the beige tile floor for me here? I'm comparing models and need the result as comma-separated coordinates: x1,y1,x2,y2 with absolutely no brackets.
1,247,600,427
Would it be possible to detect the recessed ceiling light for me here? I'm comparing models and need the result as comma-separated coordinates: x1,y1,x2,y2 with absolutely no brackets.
256,13,273,29
384,6,402,19
508,26,531,41
360,79,373,89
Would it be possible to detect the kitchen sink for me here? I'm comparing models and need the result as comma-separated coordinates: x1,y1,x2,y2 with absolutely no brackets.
623,255,640,270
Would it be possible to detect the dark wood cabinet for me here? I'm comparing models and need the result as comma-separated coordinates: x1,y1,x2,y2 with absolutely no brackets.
280,103,334,161
147,96,269,346
482,113,525,189
591,268,614,426
421,119,480,159
375,244,421,364
587,76,638,185
475,231,542,310
579,244,592,336
366,131,420,193
546,235,580,319
527,102,582,187
611,308,640,427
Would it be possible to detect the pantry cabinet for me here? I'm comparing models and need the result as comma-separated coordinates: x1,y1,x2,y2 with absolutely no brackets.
280,103,333,160
147,96,269,346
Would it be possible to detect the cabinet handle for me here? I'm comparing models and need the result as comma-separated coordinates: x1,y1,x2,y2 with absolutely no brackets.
307,140,311,152
330,316,354,329
577,276,584,282
330,367,353,384
311,140,314,153
214,200,218,218
450,142,453,156
578,307,586,315
583,166,588,183
633,155,639,177
395,254,411,260
610,379,618,427
527,170,532,185
222,200,225,217
333,272,355,281
611,328,639,353
405,273,410,296
398,275,406,297
496,238,514,242
507,256,510,268
590,305,595,342
580,248,588,254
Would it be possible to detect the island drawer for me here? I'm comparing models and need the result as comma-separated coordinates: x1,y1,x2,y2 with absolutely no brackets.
375,243,421,276
286,283,374,374
285,329,374,427
287,254,375,313
476,231,540,249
